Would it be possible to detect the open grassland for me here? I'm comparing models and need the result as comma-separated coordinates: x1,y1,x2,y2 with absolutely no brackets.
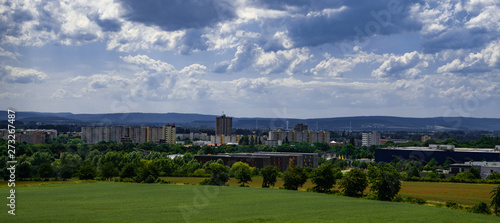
1,182,498,222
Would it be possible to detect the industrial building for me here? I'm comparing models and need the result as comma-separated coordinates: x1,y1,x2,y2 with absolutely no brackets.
375,145,500,164
449,161,500,179
195,152,318,171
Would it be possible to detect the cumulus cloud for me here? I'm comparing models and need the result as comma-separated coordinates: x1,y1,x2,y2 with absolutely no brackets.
217,42,312,75
121,54,175,73
311,51,385,77
437,40,500,74
372,51,434,79
414,0,500,53
0,65,47,83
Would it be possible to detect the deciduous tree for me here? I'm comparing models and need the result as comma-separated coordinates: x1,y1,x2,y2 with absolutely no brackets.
261,165,279,188
311,163,342,193
339,168,368,197
368,164,401,201
283,166,308,190
231,162,252,186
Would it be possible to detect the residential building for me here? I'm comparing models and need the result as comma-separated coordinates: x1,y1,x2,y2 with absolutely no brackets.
294,123,308,132
216,114,232,136
162,124,176,144
12,129,58,144
81,125,174,144
362,131,381,146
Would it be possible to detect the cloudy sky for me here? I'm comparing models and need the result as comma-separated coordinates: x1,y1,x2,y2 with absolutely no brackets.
1,0,499,118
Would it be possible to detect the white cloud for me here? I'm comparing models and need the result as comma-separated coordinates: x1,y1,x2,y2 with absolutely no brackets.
1,65,47,83
221,43,312,75
179,64,207,77
372,51,434,79
311,51,385,77
121,54,175,73
0,47,20,60
437,40,500,73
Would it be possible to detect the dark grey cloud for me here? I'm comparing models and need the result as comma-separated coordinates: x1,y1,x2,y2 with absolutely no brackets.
283,0,423,48
118,0,236,31
422,27,494,53
96,18,122,32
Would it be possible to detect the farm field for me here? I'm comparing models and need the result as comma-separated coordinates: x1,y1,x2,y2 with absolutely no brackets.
1,181,498,222
163,176,497,206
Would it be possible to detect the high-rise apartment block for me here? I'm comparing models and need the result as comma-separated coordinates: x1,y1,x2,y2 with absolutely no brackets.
216,114,232,136
294,123,308,132
81,125,174,144
162,124,176,144
362,131,381,146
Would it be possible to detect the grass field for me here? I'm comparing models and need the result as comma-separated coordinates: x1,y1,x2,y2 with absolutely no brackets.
1,181,499,222
162,176,497,206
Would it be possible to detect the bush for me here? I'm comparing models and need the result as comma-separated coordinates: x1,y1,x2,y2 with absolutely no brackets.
144,175,156,183
445,201,462,210
470,202,492,215
120,177,135,183
191,168,208,177
405,196,427,205
199,179,212,185
392,195,404,202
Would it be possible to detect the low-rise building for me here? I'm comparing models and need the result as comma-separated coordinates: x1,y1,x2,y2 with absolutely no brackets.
195,152,319,172
449,161,500,179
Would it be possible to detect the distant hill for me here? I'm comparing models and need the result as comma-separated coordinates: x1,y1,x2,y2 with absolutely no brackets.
1,111,500,131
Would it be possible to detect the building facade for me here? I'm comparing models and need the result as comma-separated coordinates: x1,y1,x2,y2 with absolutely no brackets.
362,131,381,146
162,124,176,144
195,152,319,172
216,114,232,136
81,125,173,144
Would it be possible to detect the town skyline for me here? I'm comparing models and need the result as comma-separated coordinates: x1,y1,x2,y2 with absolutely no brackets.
1,1,499,119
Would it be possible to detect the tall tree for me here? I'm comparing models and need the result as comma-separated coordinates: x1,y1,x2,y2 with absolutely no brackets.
261,165,279,188
311,163,342,193
283,166,308,190
231,162,252,186
368,164,401,201
339,168,368,197
206,163,229,186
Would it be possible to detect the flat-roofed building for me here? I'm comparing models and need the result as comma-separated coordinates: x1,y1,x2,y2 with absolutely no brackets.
195,152,318,172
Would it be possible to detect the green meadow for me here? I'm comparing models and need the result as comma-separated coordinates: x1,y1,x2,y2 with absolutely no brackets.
1,182,499,222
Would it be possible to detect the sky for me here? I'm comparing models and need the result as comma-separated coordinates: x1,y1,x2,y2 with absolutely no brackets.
0,0,499,119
